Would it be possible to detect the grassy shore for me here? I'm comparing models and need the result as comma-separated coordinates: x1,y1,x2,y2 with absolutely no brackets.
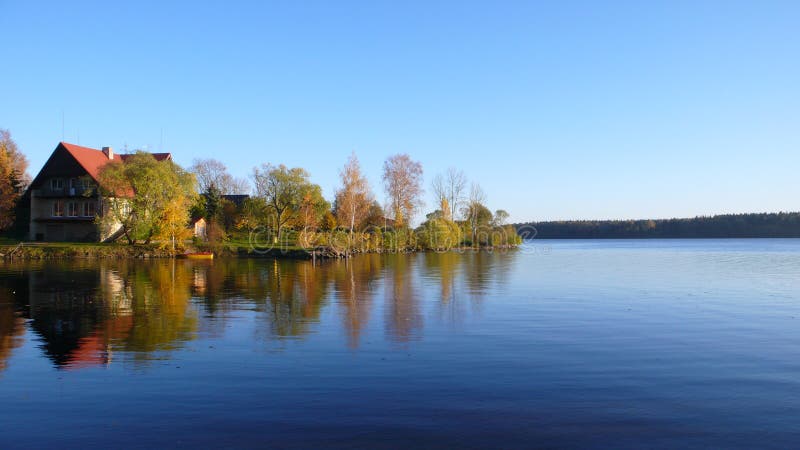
0,241,177,260
1,226,521,260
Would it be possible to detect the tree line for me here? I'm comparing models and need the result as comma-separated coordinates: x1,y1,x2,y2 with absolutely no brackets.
516,213,800,239
192,152,521,253
0,129,520,252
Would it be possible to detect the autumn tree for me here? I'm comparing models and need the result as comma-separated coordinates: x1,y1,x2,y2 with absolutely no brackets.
335,153,374,234
295,183,330,230
0,129,29,231
190,158,250,195
97,151,197,245
251,163,320,239
153,197,195,252
363,201,386,228
431,167,466,221
382,154,423,228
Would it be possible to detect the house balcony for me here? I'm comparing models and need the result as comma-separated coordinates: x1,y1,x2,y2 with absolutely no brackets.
32,187,98,198
33,217,96,223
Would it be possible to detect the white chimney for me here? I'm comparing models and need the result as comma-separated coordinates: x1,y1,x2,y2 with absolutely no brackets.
102,146,114,160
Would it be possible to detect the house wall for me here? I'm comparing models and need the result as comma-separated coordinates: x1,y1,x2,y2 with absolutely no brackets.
193,218,207,239
29,182,104,242
97,196,124,242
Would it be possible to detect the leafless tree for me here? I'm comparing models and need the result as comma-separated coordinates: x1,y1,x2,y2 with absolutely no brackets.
190,158,250,195
382,154,424,227
464,182,487,243
432,167,467,221
335,153,374,233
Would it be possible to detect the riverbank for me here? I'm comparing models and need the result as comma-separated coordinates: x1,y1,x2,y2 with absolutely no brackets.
0,241,520,261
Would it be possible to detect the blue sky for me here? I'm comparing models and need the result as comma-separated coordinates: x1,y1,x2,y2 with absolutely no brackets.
1,1,798,222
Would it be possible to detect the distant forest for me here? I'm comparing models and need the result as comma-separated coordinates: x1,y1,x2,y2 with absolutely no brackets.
515,212,800,239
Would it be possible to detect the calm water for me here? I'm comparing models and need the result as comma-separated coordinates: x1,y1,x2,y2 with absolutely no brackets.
1,240,800,448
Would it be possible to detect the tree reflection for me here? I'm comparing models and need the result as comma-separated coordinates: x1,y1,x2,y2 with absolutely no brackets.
0,291,25,374
256,259,329,339
422,251,468,325
106,261,198,361
384,255,423,343
0,249,517,367
331,254,382,349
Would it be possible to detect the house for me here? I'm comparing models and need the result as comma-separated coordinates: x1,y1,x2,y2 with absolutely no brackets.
26,142,171,242
192,217,207,239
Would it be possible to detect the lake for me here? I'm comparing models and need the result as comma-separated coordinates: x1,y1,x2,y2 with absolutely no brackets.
2,239,800,448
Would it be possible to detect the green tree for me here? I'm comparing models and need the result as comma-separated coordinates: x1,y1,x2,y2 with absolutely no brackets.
252,163,321,240
97,151,197,245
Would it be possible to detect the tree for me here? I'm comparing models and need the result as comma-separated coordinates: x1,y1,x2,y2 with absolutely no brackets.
0,130,29,231
251,163,318,239
295,183,330,230
382,154,423,228
335,153,374,233
431,167,466,221
153,197,195,252
493,209,510,226
363,201,386,228
190,158,250,195
320,210,337,231
97,151,197,244
462,182,489,246
236,197,270,231
204,183,223,220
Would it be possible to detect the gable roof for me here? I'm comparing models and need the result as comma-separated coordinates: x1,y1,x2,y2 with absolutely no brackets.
60,142,117,181
60,142,172,181
28,142,173,190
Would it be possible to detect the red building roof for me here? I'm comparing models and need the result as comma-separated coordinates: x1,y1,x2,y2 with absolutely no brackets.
59,142,172,182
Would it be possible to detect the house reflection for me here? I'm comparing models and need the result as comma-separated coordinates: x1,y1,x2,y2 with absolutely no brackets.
0,251,508,369
2,260,197,370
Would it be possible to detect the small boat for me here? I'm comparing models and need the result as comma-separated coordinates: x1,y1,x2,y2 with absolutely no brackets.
180,252,214,260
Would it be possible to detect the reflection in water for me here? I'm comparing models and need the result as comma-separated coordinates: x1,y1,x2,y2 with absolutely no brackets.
0,251,515,370
384,255,423,343
332,255,381,349
0,287,25,373
5,243,800,448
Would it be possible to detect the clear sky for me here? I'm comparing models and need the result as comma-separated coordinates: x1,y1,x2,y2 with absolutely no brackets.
1,1,798,222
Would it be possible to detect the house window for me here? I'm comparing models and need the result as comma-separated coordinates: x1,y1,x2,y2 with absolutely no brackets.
83,201,96,217
51,178,64,191
67,202,79,217
52,200,64,217
81,178,93,190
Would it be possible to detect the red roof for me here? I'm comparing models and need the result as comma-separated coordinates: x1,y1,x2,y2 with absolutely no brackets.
59,142,172,182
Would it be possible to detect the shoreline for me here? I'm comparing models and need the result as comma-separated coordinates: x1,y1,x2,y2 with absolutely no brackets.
0,242,520,261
